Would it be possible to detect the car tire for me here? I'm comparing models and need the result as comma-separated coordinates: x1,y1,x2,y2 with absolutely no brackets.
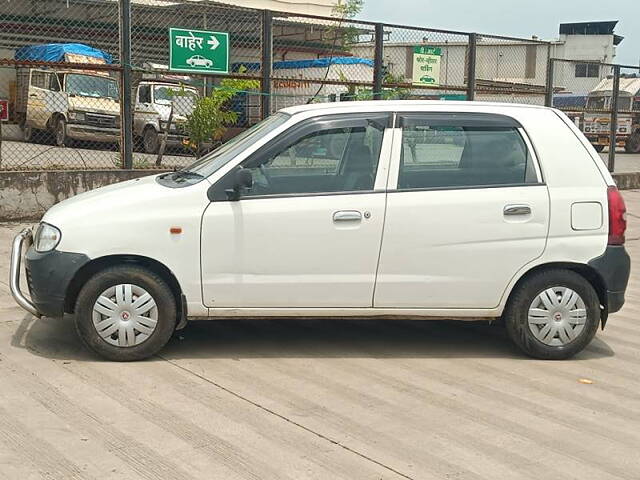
74,265,177,361
593,144,605,153
625,132,640,154
143,127,159,154
504,269,600,360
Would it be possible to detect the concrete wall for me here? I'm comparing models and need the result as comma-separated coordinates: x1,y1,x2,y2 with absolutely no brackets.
0,170,167,221
1,168,637,222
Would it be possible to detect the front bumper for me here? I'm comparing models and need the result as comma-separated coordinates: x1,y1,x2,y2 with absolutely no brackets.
10,228,40,317
586,135,629,147
67,123,120,143
10,228,90,318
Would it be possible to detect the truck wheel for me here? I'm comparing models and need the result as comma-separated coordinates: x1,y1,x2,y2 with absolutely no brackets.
625,132,640,154
143,127,159,154
593,144,605,153
504,269,600,360
22,124,34,142
74,265,177,361
54,117,73,148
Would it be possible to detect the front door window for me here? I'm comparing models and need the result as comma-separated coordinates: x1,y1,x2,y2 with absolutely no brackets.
237,119,385,197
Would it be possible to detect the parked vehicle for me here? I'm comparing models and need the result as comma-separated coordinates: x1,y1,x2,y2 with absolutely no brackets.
14,43,120,146
134,80,199,154
583,77,640,153
11,101,630,361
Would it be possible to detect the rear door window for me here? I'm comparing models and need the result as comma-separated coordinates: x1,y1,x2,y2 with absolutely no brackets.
397,113,539,190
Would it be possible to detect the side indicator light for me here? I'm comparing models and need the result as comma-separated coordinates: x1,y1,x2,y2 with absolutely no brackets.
170,227,183,234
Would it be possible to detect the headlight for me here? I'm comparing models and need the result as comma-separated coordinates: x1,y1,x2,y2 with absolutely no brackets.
34,223,62,252
68,111,86,122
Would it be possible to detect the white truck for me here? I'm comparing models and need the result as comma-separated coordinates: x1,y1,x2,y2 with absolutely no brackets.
583,76,640,153
133,75,199,154
15,44,120,147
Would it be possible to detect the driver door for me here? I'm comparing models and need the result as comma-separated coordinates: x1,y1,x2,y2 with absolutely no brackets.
200,113,391,309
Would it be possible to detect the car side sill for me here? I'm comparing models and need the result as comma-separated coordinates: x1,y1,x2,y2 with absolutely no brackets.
189,307,502,321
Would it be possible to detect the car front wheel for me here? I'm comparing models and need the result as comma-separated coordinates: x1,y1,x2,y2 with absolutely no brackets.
504,269,600,360
74,265,177,361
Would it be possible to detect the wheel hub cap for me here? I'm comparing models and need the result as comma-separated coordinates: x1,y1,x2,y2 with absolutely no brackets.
92,284,158,347
527,287,587,346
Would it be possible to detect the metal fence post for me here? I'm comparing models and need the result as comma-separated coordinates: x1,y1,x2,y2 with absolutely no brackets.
119,0,133,169
261,9,273,120
373,23,384,100
466,33,477,101
608,64,621,172
545,58,555,107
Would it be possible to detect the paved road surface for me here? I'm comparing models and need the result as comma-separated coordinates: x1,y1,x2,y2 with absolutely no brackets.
1,192,640,479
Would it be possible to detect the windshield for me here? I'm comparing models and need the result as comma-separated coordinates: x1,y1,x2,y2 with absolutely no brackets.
586,95,633,112
183,112,291,178
66,74,118,99
154,85,198,105
586,96,606,110
618,97,631,112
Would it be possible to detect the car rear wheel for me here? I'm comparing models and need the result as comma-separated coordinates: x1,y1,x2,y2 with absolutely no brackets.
74,265,177,361
504,269,600,360
625,132,640,154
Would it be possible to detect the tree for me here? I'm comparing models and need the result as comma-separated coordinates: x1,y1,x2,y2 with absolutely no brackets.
333,0,364,18
182,76,259,157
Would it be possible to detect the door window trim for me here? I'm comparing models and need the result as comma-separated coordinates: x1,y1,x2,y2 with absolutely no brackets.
210,112,393,202
387,112,545,192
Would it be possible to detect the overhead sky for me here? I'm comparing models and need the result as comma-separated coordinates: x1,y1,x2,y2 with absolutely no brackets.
360,0,639,67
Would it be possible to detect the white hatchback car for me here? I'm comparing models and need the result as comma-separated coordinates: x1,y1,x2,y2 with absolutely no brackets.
11,101,630,361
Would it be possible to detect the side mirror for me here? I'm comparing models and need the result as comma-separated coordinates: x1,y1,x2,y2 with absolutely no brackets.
225,168,253,201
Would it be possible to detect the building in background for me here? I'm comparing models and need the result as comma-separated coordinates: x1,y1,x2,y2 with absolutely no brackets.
352,20,624,101
213,0,337,16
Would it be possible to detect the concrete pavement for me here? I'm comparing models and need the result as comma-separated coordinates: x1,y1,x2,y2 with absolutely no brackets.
1,193,640,479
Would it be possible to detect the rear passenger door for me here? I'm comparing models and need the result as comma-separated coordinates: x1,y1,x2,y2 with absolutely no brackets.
374,112,549,309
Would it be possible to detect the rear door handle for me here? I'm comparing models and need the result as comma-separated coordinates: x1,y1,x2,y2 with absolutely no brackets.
333,210,362,222
504,204,532,216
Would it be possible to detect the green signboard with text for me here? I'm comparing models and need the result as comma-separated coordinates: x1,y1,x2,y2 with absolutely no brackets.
412,46,442,87
169,28,229,74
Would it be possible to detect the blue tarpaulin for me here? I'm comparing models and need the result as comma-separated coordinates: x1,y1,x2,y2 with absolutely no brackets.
233,56,374,72
15,43,113,64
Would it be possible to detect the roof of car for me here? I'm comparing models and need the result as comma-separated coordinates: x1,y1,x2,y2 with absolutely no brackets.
280,100,551,116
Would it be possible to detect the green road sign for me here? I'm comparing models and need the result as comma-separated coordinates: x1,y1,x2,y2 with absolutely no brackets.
169,28,229,74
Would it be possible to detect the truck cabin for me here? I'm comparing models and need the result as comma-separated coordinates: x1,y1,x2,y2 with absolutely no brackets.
137,82,198,106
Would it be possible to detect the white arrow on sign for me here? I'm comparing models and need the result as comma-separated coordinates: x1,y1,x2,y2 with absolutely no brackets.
207,35,220,50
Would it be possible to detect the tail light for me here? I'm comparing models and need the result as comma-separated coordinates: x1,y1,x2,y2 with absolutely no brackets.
607,186,627,245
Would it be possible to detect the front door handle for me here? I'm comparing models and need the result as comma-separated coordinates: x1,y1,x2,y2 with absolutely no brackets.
333,210,362,222
504,204,532,216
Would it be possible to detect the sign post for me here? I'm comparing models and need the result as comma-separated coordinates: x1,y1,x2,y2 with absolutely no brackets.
169,28,229,74
0,99,7,168
412,46,442,87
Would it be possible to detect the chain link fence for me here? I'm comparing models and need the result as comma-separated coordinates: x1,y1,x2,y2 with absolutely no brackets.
0,0,635,172
550,59,640,171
